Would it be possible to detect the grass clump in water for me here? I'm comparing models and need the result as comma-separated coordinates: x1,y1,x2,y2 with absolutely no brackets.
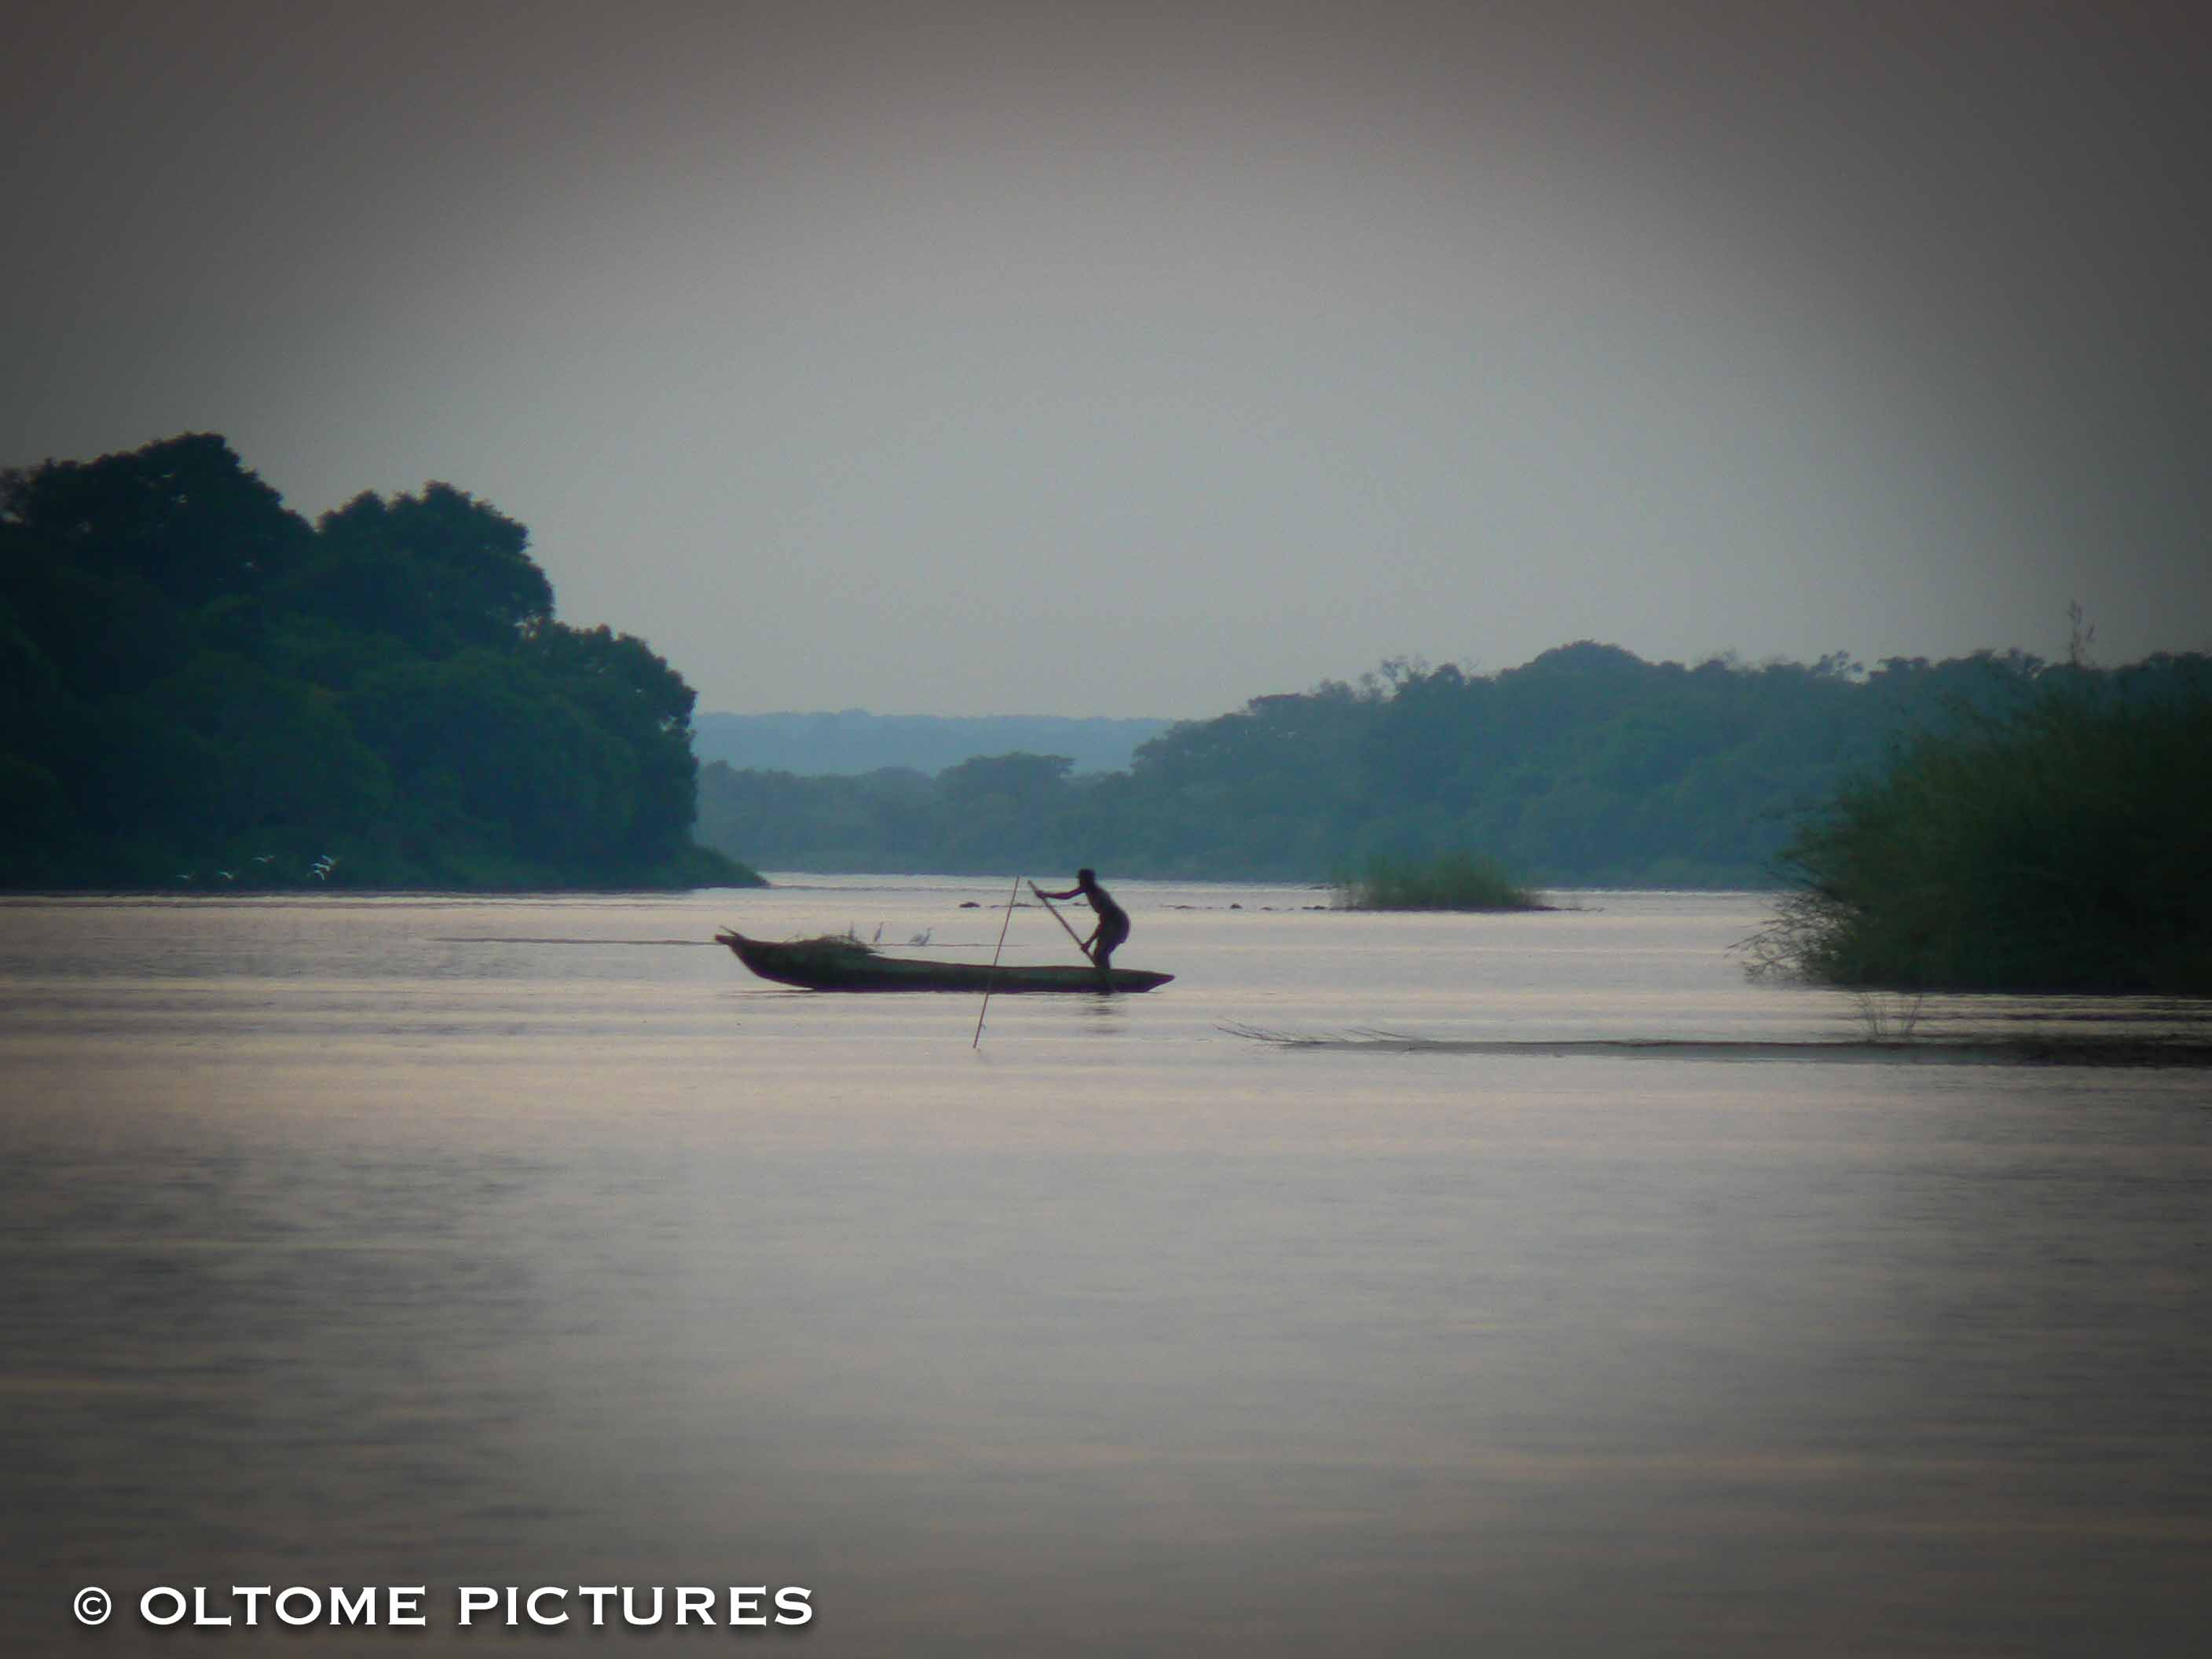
1744,670,2212,993
1337,851,1541,911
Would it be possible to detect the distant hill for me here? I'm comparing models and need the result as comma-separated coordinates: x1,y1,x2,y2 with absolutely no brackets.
693,711,1174,776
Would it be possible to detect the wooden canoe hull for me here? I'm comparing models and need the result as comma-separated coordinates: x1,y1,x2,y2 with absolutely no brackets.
715,932,1174,994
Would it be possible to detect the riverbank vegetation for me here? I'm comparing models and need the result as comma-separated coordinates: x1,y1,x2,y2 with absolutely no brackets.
1746,665,2212,992
698,643,2210,890
1,434,758,891
1336,851,1540,911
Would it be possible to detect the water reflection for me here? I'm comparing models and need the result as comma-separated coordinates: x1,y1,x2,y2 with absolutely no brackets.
2,887,2207,1656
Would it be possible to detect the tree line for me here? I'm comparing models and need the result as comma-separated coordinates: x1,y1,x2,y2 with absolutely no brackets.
12,429,2200,993
695,640,2211,894
2,434,756,890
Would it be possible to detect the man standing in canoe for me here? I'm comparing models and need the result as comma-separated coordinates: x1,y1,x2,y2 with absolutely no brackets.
1031,869,1130,970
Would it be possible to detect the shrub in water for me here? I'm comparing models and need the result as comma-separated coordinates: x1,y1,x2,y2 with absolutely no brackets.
1749,677,2212,992
1338,851,1539,911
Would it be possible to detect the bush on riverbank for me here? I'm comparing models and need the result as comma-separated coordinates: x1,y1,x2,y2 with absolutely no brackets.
1,434,761,892
1748,669,2212,992
1336,851,1541,911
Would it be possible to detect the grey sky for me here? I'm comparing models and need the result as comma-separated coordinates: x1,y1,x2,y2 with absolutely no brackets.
5,1,2207,717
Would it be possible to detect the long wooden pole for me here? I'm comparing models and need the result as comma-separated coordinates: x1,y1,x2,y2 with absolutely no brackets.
972,874,1023,1049
1027,882,1093,962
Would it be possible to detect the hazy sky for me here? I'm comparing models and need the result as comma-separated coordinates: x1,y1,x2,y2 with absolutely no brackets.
6,1,2207,716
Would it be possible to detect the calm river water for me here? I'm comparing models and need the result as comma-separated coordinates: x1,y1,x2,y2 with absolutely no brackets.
4,880,2207,1656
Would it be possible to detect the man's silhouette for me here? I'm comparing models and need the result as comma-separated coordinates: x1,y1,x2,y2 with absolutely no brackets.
1031,869,1130,970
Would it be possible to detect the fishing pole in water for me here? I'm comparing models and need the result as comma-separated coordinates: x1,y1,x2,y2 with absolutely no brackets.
972,873,1022,1049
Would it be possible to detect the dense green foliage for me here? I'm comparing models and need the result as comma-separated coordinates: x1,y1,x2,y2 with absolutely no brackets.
1,434,757,890
1336,851,1539,911
1749,665,2212,991
698,642,2130,885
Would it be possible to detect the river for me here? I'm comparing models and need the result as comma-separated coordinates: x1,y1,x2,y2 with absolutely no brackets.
3,881,2207,1655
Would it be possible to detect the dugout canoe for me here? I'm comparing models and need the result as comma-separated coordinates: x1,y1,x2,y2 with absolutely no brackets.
715,931,1174,994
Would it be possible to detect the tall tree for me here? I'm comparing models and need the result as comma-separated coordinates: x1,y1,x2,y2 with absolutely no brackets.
293,484,552,656
0,432,311,607
0,434,754,889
